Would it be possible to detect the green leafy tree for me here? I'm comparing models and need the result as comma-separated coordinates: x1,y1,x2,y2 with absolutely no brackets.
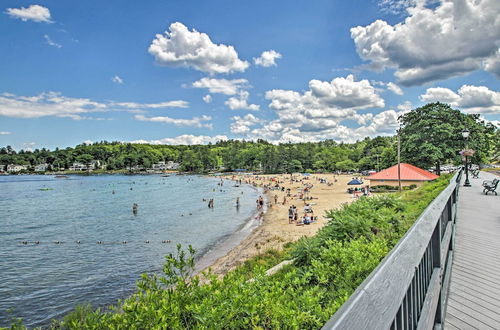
399,102,493,174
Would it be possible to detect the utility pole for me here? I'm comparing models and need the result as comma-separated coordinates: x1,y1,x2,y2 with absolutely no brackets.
397,129,402,192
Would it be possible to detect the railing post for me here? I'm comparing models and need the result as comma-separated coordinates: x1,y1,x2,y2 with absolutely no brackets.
432,220,443,324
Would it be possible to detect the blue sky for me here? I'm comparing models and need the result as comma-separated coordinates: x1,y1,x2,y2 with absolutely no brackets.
0,0,498,150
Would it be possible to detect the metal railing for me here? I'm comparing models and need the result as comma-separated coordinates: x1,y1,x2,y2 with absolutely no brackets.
323,170,462,330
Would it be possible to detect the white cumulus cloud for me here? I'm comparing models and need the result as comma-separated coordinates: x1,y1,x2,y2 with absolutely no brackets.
0,131,11,135
237,75,387,143
397,101,413,112
132,135,228,145
230,114,262,134
112,75,124,84
225,91,260,111
387,82,403,95
134,114,212,128
148,22,249,75
192,77,249,95
351,0,500,85
203,95,212,103
5,4,52,23
254,50,282,67
420,85,500,114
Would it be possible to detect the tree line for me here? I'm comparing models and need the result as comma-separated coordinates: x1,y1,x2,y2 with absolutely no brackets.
1,103,498,174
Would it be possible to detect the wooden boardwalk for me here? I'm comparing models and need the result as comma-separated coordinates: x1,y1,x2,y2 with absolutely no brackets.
444,171,500,329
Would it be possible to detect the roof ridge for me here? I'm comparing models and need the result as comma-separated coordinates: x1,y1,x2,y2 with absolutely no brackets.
368,163,439,181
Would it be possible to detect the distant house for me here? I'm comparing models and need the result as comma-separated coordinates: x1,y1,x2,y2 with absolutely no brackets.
92,160,102,169
368,163,439,187
152,161,167,170
129,165,143,171
166,161,180,170
34,163,49,172
0,164,5,172
7,164,28,172
69,162,94,171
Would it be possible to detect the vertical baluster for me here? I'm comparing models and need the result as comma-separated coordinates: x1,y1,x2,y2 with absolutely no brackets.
412,275,418,329
396,306,403,330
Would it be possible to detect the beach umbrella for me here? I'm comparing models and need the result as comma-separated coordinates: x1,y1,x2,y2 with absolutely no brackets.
347,178,363,185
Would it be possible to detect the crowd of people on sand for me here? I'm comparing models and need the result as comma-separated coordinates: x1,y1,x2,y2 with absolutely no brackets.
287,203,318,226
225,173,346,227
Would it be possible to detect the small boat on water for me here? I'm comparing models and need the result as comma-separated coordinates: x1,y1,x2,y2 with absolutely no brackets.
161,174,170,177
55,175,69,178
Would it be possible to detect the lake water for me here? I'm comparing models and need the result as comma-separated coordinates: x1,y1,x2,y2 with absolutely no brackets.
0,174,260,327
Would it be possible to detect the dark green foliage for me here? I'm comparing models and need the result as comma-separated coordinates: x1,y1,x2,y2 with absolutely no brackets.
1,104,496,174
399,102,496,174
0,137,402,174
44,175,451,329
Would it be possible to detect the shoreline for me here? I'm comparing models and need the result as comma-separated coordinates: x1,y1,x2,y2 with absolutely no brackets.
193,184,266,274
198,173,360,277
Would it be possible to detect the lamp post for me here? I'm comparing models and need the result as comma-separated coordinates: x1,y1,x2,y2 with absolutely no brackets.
462,128,471,187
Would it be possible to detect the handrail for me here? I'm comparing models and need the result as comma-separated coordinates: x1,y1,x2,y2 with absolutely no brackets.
323,170,462,330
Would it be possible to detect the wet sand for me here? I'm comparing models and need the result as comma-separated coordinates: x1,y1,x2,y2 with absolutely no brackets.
201,174,363,276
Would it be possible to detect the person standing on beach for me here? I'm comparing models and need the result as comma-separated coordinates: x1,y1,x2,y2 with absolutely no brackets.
236,197,240,208
288,206,294,224
274,194,278,204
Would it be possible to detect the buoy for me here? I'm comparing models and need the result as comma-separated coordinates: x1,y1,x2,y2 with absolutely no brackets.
76,240,81,244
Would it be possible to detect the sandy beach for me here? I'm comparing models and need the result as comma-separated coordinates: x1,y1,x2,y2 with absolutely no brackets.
203,173,364,276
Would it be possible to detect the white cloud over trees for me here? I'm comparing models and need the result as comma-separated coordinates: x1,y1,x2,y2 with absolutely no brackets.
132,135,228,145
420,85,500,114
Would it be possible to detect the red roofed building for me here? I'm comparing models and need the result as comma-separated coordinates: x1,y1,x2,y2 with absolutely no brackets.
368,163,439,187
